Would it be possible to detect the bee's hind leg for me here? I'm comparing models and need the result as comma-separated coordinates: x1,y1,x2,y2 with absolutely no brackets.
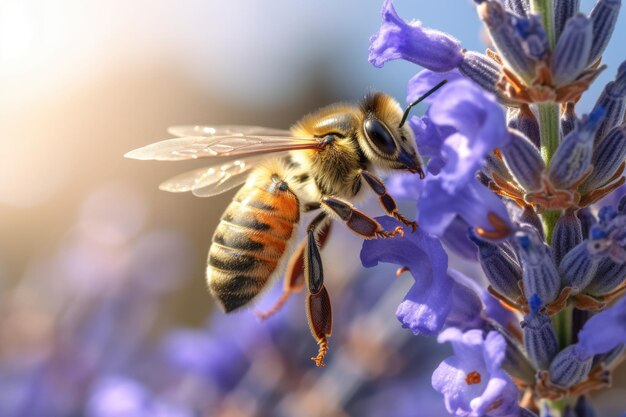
256,221,332,320
359,170,417,232
255,239,306,320
304,211,332,367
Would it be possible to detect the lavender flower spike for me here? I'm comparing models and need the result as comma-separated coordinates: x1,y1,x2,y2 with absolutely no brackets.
369,0,463,71
432,328,521,417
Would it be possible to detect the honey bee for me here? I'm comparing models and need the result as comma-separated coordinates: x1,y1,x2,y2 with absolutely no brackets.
125,81,446,366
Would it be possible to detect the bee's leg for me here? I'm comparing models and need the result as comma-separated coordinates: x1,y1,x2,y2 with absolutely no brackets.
256,220,332,320
359,170,417,232
303,202,322,213
256,239,306,320
305,211,332,367
321,196,404,239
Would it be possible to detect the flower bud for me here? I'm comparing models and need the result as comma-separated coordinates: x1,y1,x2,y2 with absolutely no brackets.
577,208,597,239
520,205,545,239
484,153,515,182
513,14,549,61
549,344,593,387
504,0,529,17
549,108,605,189
478,1,536,81
559,240,602,291
458,51,504,99
469,230,522,299
522,312,558,369
581,123,626,193
555,0,581,40
588,0,622,66
509,105,540,147
551,14,593,85
501,130,545,192
515,228,561,306
561,102,578,137
552,210,583,267
584,257,626,296
593,61,626,145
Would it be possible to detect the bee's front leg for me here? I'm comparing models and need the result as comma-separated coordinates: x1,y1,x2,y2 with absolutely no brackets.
359,170,418,232
322,196,404,239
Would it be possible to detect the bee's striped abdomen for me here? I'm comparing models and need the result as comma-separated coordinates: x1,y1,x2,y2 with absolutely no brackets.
207,166,300,312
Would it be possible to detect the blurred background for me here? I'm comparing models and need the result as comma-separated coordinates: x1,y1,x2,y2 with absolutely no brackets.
0,0,624,416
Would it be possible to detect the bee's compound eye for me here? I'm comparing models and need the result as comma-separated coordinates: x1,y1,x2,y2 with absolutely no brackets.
364,118,396,154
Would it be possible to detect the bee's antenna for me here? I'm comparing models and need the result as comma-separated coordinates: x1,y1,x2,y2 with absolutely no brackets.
398,79,448,128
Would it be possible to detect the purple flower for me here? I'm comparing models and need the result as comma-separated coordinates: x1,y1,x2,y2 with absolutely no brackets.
393,79,512,238
432,329,520,417
361,217,453,335
576,296,626,357
369,0,463,72
361,217,488,335
86,376,193,417
161,328,249,391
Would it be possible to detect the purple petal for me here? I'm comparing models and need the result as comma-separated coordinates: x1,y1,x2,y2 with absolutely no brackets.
428,79,509,191
434,329,520,417
361,216,453,335
577,296,626,356
407,69,464,104
369,0,463,71
419,178,511,237
396,278,454,335
444,269,485,330
484,330,507,369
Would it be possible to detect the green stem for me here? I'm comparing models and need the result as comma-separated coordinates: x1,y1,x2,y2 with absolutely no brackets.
547,306,574,417
553,306,573,350
530,0,556,49
542,209,560,245
537,102,560,166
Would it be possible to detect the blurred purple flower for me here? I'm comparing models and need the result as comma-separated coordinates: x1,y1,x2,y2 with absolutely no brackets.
432,328,520,417
161,328,249,392
577,296,626,357
86,375,193,417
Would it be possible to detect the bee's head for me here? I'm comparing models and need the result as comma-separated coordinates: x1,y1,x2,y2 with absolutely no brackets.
358,92,424,178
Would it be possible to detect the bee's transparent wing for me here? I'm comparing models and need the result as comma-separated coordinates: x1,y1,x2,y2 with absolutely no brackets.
125,134,319,161
167,125,293,138
158,154,278,198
